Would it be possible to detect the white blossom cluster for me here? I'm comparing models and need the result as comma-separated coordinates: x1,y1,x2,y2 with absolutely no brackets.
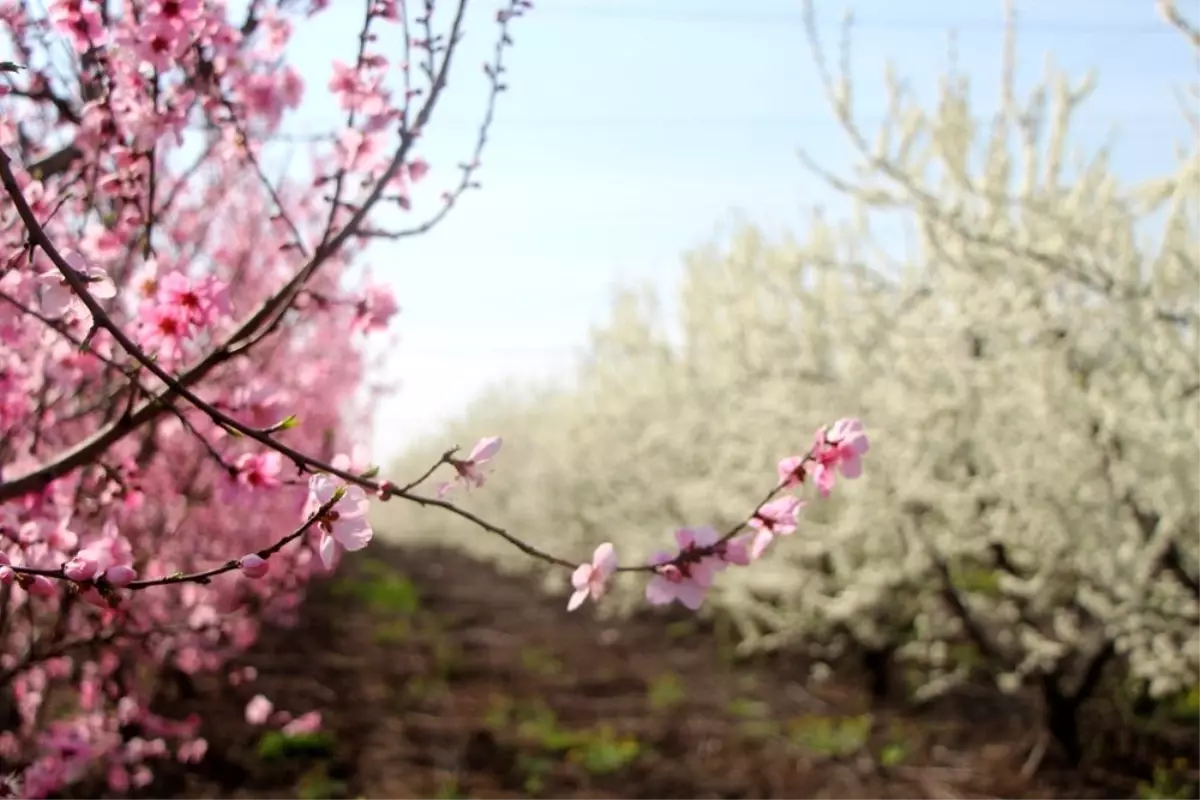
380,17,1199,704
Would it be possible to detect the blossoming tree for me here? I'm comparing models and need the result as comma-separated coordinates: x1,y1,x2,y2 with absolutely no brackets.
381,0,1199,768
0,1,869,794
0,0,512,793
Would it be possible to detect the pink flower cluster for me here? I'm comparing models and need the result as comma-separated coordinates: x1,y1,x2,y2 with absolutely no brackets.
0,0,517,788
567,419,870,612
133,264,231,369
244,694,322,737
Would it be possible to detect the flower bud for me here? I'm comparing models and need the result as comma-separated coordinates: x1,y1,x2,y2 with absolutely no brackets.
239,554,269,579
28,575,57,598
104,565,137,587
64,556,98,582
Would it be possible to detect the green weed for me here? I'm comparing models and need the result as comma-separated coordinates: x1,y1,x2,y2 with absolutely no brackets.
520,646,564,677
485,697,643,776
294,764,348,800
331,560,420,615
1137,759,1198,800
788,713,872,758
646,672,686,711
257,729,336,761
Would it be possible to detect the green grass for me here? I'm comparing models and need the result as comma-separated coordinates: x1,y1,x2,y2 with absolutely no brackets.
484,696,645,779
257,730,336,761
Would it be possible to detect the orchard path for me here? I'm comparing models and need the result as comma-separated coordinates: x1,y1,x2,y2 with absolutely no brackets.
89,541,1194,799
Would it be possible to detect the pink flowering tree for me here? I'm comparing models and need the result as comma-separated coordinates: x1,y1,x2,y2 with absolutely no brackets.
0,0,536,793
0,0,872,795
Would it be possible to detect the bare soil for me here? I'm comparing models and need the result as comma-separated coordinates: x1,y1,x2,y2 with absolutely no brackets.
69,543,1198,799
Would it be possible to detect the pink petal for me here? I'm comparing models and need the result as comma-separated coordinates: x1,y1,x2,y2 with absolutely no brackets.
318,532,337,569
308,473,338,505
676,581,708,610
723,537,752,566
840,455,863,479
644,576,676,606
571,563,593,590
689,561,716,588
567,588,589,611
332,518,372,552
749,530,774,560
674,528,695,549
648,550,674,567
468,436,502,463
592,542,617,576
340,485,372,515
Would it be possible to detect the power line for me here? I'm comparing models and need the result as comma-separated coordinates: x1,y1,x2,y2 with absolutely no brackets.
531,6,1175,35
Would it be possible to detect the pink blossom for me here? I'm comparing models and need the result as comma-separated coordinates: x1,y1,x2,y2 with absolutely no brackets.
352,284,399,333
408,158,430,182
567,542,618,611
305,474,373,569
131,259,161,304
137,304,189,365
337,128,389,175
149,0,203,23
282,711,321,736
811,418,870,497
49,0,107,51
36,251,117,319
245,695,273,725
230,451,283,495
134,18,185,72
0,772,21,798
677,526,749,573
714,535,752,567
79,223,125,264
68,534,136,587
177,738,208,764
437,436,502,497
156,271,229,331
644,528,723,611
645,555,709,611
131,766,154,789
776,455,808,489
747,496,804,559
331,444,371,474
224,383,289,429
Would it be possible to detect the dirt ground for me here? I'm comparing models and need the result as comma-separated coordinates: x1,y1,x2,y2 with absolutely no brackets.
79,543,1198,799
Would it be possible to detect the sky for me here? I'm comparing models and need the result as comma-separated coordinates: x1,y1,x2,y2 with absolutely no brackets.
272,0,1196,463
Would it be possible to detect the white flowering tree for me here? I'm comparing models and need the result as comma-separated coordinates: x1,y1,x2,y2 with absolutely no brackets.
381,1,1199,767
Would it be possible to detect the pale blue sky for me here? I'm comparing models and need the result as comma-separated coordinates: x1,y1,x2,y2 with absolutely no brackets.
285,0,1193,463
19,0,1193,462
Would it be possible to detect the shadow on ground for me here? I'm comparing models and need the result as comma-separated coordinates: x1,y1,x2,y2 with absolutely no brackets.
78,542,1199,799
